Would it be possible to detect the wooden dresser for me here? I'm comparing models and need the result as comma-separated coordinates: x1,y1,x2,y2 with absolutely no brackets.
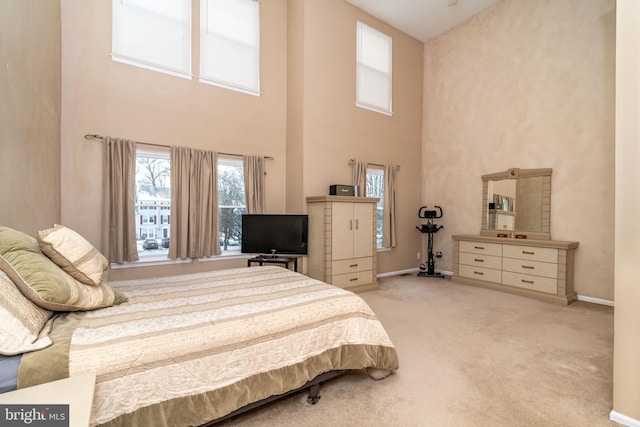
306,196,379,293
452,234,579,304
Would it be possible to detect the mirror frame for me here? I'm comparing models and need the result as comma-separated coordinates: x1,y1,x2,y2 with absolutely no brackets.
480,168,552,240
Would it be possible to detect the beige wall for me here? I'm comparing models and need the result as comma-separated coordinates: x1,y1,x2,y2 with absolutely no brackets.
1,1,618,296
3,0,639,419
60,0,288,277
290,0,425,275
613,0,640,422
422,0,616,300
286,0,305,213
61,0,424,279
0,0,61,234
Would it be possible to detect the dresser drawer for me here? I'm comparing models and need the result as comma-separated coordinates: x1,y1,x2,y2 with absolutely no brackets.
502,257,558,279
502,271,557,294
332,257,373,275
459,252,502,270
332,270,374,289
459,264,502,283
459,241,502,257
503,245,557,263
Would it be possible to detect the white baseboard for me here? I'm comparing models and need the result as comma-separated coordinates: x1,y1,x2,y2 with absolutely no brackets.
611,410,640,427
377,268,453,278
377,268,419,278
577,295,614,307
376,272,614,308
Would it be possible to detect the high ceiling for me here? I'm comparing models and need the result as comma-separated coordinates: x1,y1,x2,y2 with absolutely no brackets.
345,0,502,42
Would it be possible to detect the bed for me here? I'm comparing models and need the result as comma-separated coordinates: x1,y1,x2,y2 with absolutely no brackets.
0,225,399,426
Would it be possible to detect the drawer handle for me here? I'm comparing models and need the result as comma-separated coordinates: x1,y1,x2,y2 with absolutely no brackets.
521,279,534,284
473,271,484,276
349,277,359,282
474,259,484,262
522,265,534,269
349,264,359,268
522,251,535,255
474,246,485,250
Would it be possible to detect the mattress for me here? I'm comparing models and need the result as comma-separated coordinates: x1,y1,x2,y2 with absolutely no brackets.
18,266,398,426
0,354,21,393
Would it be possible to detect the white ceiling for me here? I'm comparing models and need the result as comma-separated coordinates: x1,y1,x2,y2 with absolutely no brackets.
345,0,502,42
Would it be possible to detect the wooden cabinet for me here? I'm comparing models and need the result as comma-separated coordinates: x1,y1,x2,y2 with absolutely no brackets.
488,209,516,231
307,196,378,293
458,240,503,283
452,234,579,304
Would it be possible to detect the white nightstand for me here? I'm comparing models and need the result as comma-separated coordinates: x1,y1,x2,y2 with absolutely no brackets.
0,372,96,427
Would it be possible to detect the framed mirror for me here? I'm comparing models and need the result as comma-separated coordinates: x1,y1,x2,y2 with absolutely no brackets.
480,168,552,240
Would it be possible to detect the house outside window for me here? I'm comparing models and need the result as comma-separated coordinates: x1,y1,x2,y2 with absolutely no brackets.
135,150,248,258
356,20,392,115
366,167,384,247
136,150,171,257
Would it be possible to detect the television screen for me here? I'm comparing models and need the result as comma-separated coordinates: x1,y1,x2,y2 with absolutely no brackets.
241,214,308,255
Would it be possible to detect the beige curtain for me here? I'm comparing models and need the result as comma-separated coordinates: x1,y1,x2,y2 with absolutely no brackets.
382,164,398,248
102,137,139,263
243,155,265,214
351,160,368,196
169,146,220,259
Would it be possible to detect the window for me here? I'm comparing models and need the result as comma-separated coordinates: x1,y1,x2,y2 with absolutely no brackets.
218,158,246,251
200,0,260,95
356,20,392,115
135,150,248,258
135,150,171,257
112,0,192,78
141,215,155,224
366,167,384,246
112,0,260,94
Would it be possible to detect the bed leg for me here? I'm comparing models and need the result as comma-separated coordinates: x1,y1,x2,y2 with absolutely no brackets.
306,383,321,405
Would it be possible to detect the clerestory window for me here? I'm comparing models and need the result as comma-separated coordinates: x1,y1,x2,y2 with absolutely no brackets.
356,20,392,115
112,0,260,95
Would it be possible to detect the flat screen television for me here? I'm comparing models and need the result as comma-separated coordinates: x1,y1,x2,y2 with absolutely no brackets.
241,214,308,256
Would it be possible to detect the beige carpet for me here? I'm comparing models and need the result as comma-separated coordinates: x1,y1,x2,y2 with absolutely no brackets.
217,275,615,427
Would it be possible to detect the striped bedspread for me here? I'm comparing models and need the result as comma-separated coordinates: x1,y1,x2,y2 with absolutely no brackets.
18,266,398,426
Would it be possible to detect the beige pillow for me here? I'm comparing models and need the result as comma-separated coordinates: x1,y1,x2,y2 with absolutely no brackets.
38,224,108,286
0,226,127,312
0,270,53,355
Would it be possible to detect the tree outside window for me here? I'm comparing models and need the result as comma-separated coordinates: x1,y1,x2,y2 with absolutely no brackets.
135,151,171,257
218,158,246,251
366,167,384,246
135,151,247,257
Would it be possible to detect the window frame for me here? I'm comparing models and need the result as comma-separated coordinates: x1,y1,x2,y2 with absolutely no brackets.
356,20,393,116
111,0,193,79
217,156,247,254
111,0,262,96
366,166,385,248
135,148,172,259
133,150,250,261
199,0,261,96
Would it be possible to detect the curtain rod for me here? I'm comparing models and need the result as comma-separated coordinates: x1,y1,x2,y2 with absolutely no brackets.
84,134,274,160
348,158,400,171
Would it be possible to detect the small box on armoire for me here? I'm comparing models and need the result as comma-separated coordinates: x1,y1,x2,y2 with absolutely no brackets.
329,185,355,196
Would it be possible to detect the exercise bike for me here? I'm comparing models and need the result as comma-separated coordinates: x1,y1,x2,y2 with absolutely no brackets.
416,205,445,278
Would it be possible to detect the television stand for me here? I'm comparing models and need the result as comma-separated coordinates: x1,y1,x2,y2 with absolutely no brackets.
247,255,298,272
